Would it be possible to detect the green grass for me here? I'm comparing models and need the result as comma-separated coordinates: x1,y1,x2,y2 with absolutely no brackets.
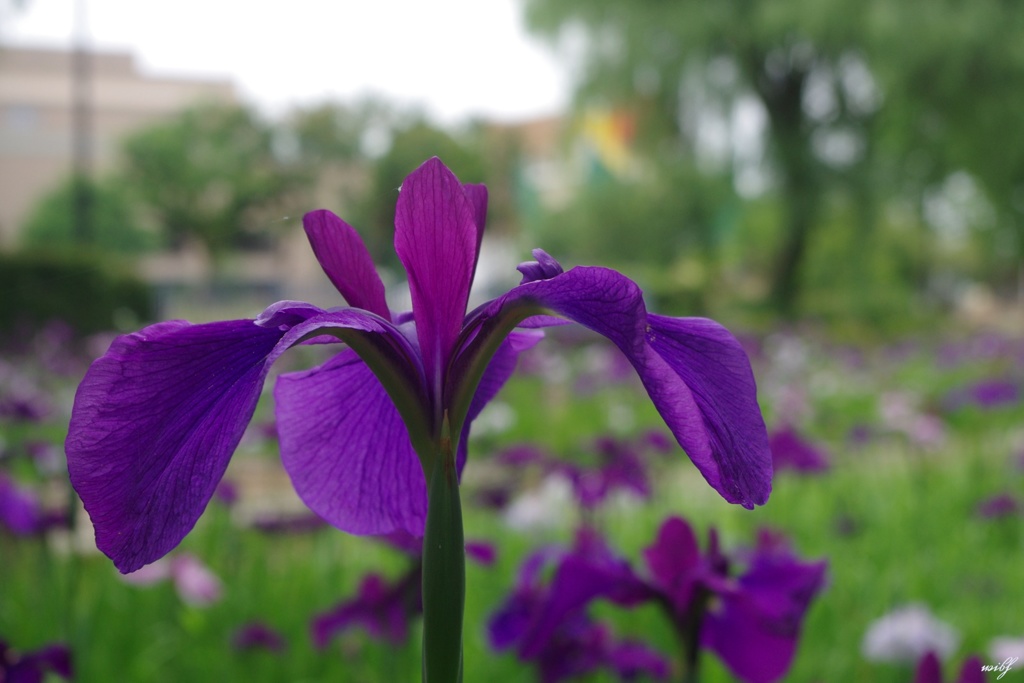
2,340,1023,682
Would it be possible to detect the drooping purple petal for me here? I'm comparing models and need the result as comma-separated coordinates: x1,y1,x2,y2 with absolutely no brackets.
66,319,290,573
643,314,772,507
303,209,391,319
275,348,428,537
468,266,771,508
67,306,426,573
394,157,479,391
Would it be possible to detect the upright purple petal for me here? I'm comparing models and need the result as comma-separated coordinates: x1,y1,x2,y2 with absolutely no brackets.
394,157,479,391
66,319,289,573
275,348,428,537
469,266,771,508
303,209,391,319
641,516,703,614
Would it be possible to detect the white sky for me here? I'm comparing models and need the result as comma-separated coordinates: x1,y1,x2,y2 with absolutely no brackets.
1,0,571,123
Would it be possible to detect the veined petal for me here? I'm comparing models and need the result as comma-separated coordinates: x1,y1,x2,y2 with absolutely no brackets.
66,319,289,573
275,349,428,537
394,157,479,392
303,210,391,319
459,266,771,508
66,306,428,573
644,314,772,507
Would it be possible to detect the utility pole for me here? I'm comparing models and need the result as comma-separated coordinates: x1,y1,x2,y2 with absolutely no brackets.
71,0,93,245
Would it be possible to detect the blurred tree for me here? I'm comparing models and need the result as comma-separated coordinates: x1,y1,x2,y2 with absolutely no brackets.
119,103,304,259
20,174,156,254
286,97,404,166
523,0,1024,313
349,120,488,272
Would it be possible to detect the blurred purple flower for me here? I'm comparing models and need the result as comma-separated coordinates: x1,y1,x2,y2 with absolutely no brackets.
495,433,664,513
768,425,831,474
913,651,986,683
213,479,239,507
488,545,668,683
312,568,422,648
975,494,1021,519
495,519,826,683
0,639,73,682
944,379,1020,412
0,473,66,537
65,158,772,575
232,622,287,653
312,534,496,648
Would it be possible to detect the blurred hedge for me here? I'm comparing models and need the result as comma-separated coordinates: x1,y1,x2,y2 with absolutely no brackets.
0,250,154,337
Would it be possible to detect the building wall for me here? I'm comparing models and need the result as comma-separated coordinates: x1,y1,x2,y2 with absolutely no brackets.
0,46,237,246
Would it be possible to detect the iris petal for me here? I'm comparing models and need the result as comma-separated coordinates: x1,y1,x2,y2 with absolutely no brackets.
303,209,391,319
394,157,478,391
66,307,428,573
468,266,772,508
66,319,288,573
275,348,428,537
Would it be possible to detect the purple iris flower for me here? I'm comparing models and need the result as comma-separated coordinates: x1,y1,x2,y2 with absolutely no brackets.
65,156,770,573
64,157,770,680
488,545,669,683
503,519,826,683
0,639,73,682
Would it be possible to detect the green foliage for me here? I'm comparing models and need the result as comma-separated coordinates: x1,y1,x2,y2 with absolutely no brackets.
119,103,305,258
20,174,157,254
0,250,154,336
523,0,1024,315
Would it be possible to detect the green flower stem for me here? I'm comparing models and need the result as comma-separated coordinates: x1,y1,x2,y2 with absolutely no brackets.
421,414,465,683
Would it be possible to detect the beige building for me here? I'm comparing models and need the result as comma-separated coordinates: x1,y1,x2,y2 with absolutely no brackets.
0,45,237,246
